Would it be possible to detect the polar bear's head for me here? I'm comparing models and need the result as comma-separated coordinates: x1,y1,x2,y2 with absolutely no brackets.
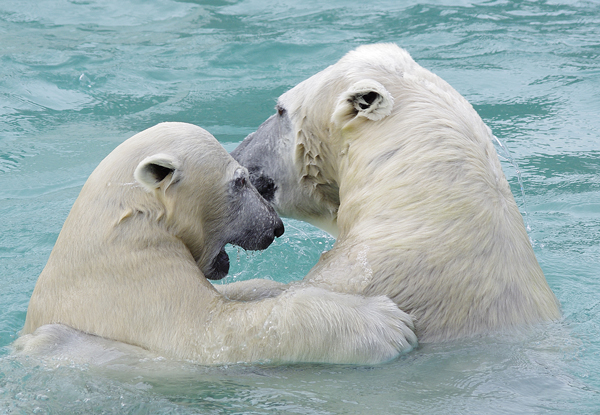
232,44,493,237
93,123,284,280
231,44,412,236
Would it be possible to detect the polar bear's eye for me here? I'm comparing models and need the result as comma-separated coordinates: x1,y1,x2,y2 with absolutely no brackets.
233,175,247,190
232,167,249,191
277,105,286,116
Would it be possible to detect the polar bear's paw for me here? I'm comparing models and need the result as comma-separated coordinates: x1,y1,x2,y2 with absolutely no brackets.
268,287,417,364
357,294,418,357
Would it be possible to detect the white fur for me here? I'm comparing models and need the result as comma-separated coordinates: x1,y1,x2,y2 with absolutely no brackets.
222,44,561,342
18,122,416,365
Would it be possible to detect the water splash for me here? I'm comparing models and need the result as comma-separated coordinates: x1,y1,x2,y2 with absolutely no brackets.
282,221,324,252
354,244,374,290
78,73,92,88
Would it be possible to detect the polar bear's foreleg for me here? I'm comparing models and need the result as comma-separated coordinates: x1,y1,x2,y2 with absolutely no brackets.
217,286,417,364
217,279,288,301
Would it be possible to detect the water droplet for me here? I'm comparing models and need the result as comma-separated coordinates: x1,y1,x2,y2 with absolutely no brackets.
79,73,92,88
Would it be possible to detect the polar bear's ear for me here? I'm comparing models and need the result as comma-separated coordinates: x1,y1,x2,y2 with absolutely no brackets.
331,79,394,127
134,153,180,192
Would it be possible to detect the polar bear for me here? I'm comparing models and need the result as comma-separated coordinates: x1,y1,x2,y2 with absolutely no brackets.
219,44,561,342
17,122,416,365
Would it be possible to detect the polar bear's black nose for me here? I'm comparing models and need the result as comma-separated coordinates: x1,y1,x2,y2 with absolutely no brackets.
274,217,285,238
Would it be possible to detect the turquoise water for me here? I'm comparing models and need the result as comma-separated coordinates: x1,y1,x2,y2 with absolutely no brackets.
1,0,599,413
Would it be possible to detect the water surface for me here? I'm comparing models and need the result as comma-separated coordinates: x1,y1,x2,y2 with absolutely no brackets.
1,0,599,413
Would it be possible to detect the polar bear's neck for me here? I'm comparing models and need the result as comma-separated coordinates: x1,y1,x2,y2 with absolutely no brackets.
336,93,501,241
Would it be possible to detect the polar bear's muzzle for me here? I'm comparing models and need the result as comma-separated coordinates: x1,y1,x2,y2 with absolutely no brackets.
205,188,284,281
206,214,284,281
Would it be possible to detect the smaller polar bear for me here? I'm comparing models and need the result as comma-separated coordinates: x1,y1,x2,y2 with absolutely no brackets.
220,44,561,343
16,122,416,365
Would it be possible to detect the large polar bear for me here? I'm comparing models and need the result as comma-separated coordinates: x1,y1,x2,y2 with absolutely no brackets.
17,122,416,365
219,44,561,342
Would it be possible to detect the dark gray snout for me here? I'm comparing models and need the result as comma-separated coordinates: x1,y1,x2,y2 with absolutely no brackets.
238,190,285,251
227,174,284,252
206,187,283,281
231,115,281,202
